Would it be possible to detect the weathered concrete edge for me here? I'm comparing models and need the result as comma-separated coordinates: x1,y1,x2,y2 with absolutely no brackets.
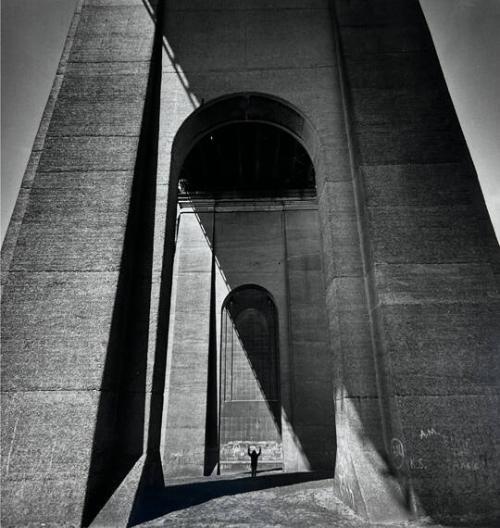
328,1,411,522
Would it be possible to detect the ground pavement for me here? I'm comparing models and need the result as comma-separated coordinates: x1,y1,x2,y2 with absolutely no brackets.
127,470,497,528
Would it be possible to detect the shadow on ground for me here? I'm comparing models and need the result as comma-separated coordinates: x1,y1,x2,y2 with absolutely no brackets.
128,471,333,527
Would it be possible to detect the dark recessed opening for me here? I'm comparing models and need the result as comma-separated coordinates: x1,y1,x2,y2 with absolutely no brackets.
178,122,315,198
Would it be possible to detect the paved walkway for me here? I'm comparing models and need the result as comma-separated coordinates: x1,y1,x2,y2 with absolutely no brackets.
129,471,496,528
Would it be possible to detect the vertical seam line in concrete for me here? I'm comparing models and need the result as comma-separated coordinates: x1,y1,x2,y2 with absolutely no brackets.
281,204,297,469
329,0,408,492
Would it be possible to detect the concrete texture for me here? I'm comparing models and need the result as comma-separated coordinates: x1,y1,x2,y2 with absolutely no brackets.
164,202,333,477
1,0,499,526
129,472,497,528
333,0,500,521
162,211,213,476
1,0,158,525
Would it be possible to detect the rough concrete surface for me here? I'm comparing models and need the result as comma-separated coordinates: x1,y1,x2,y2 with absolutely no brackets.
131,473,498,528
1,0,499,525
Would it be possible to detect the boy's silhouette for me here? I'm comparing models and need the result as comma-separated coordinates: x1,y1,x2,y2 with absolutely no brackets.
247,446,262,477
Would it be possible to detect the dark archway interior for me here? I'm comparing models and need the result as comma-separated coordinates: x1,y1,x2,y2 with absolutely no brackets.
179,122,315,197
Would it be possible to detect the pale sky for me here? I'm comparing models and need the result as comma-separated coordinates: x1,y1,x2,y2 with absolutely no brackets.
1,0,79,242
1,0,499,244
420,0,500,243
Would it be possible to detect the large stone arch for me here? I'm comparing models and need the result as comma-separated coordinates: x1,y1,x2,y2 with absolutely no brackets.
161,92,335,477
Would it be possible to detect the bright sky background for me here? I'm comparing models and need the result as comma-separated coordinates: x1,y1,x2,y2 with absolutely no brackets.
1,0,499,244
420,0,500,243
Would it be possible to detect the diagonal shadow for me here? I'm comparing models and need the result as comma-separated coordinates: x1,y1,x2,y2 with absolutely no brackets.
204,221,219,475
220,285,282,435
81,0,500,526
128,471,333,527
225,297,281,429
81,2,164,525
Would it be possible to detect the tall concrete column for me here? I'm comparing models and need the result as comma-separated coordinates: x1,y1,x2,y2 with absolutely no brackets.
1,1,160,525
333,0,500,520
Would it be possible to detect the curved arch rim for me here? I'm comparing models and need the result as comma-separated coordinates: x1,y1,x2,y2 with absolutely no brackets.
221,283,278,314
171,92,322,178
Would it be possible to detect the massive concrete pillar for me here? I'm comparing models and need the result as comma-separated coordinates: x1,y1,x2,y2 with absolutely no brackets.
1,0,499,526
332,0,500,521
1,1,162,525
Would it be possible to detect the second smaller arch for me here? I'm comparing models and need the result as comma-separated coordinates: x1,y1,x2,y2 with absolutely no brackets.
219,285,282,473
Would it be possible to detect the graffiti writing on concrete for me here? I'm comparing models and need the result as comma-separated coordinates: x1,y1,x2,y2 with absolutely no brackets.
419,428,445,440
392,438,426,471
220,441,282,462
409,457,426,470
418,427,487,472
453,460,480,471
391,438,405,469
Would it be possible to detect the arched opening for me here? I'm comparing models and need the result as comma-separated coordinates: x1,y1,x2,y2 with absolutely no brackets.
220,285,281,472
179,122,315,197
169,92,321,187
163,93,334,477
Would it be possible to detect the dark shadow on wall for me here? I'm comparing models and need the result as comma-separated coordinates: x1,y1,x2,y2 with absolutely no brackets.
80,2,164,526
145,0,500,525
204,228,219,476
83,0,499,526
79,1,336,523
221,285,282,430
185,205,335,473
217,285,283,468
145,0,339,477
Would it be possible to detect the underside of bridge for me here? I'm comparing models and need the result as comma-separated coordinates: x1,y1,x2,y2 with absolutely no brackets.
1,1,499,527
